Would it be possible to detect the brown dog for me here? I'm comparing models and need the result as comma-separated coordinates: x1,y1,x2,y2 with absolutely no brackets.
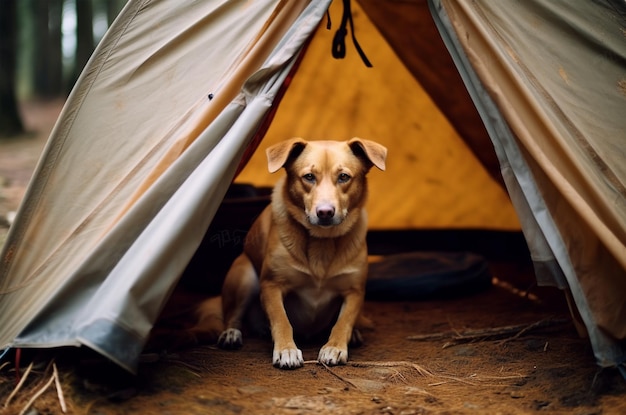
193,138,386,369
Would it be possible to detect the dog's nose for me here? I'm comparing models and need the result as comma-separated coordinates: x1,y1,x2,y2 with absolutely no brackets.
316,204,335,220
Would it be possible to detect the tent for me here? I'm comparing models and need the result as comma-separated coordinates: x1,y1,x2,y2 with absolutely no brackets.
1,0,624,375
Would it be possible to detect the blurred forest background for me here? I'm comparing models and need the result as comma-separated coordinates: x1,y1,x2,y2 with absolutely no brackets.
0,0,126,137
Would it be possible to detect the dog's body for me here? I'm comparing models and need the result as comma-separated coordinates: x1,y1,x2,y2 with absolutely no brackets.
193,138,386,369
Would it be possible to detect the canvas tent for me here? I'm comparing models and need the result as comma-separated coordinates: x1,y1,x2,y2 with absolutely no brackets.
0,0,624,375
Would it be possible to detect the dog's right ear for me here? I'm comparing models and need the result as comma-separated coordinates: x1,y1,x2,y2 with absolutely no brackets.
266,138,308,173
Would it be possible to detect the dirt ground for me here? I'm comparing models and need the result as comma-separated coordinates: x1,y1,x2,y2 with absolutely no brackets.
1,101,625,415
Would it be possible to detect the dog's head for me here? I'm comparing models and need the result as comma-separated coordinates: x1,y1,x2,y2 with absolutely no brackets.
266,138,386,237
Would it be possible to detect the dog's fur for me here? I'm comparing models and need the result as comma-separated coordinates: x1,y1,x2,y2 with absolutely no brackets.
192,138,387,369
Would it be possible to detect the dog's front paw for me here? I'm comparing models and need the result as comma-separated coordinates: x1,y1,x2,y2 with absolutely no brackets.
318,345,348,366
272,347,304,369
217,328,243,349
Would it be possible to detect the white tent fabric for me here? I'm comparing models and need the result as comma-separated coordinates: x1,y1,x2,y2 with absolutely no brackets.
0,0,331,373
430,0,625,369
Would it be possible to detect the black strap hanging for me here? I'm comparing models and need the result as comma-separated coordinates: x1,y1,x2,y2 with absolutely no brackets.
330,0,373,67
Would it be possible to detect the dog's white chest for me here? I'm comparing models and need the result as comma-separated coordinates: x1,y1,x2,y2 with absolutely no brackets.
299,286,338,311
283,286,342,336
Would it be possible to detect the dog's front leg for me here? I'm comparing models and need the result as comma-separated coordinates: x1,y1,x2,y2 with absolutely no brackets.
318,289,364,366
260,280,303,369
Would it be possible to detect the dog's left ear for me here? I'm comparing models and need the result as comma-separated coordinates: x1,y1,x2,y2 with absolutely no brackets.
266,138,308,173
348,138,387,171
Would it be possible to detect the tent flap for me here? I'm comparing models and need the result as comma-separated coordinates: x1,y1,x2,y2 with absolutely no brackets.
0,0,332,373
430,0,626,367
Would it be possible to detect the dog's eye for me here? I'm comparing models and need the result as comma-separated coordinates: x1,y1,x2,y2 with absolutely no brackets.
337,173,351,184
302,173,316,183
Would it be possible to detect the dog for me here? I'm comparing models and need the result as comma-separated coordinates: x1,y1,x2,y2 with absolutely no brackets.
192,138,386,369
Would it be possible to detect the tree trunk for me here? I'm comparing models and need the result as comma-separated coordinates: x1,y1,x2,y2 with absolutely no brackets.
69,0,94,91
31,0,64,98
32,0,49,97
107,0,126,26
0,0,25,137
48,0,64,97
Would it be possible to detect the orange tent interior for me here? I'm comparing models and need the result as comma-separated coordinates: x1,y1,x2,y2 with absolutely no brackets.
234,0,520,231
